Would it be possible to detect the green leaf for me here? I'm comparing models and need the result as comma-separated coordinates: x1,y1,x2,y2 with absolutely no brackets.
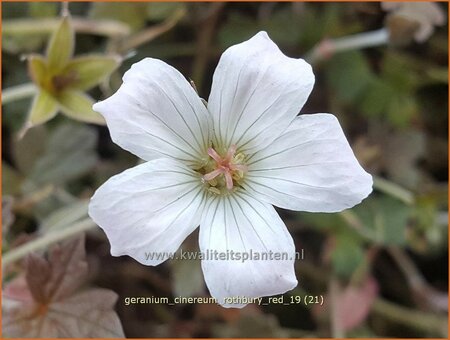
331,234,365,278
262,8,302,46
24,123,98,188
28,90,58,126
386,94,418,127
58,90,105,125
46,15,74,72
218,13,259,48
354,196,411,246
297,4,359,50
298,211,360,238
12,125,48,175
360,52,420,127
360,78,393,118
326,50,375,102
383,53,420,92
63,55,121,91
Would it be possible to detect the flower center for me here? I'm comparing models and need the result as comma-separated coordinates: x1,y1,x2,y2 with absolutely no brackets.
51,70,78,94
202,145,248,194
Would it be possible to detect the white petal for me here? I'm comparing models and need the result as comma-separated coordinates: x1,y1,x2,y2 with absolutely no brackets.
93,58,211,165
89,158,206,265
208,31,314,154
244,113,373,212
200,191,297,308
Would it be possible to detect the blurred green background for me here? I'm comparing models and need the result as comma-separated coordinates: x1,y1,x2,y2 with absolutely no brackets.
2,2,448,338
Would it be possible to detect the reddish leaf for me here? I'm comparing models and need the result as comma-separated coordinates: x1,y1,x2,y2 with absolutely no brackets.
3,289,123,337
335,277,378,331
3,275,34,303
313,277,379,332
25,253,51,303
45,235,88,301
3,236,124,338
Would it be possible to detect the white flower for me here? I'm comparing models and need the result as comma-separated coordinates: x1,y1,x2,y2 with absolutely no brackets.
89,31,372,308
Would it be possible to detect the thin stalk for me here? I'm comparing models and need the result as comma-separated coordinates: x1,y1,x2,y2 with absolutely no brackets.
329,278,345,338
372,299,447,337
2,218,97,266
110,8,186,54
306,28,389,63
3,17,130,38
2,83,36,105
373,176,415,205
339,210,376,242
191,2,225,90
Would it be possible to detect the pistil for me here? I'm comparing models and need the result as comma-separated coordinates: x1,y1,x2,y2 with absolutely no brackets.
202,144,248,191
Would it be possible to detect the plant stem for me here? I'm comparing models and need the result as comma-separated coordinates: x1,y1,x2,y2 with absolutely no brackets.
373,176,415,205
388,247,448,312
191,2,225,90
2,83,36,105
372,299,447,337
329,278,345,338
109,8,186,54
339,210,376,241
306,28,389,63
3,17,130,38
2,218,97,266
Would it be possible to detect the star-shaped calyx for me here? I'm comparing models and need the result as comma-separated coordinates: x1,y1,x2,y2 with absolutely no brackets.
25,15,121,131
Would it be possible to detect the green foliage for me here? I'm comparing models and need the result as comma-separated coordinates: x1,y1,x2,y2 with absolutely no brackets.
23,123,98,189
354,196,411,246
331,234,365,278
218,13,258,48
326,50,428,128
326,50,375,102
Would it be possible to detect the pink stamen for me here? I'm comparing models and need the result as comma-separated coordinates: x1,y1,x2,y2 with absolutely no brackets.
203,168,224,181
224,171,234,190
204,145,246,191
225,144,237,162
207,147,222,163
